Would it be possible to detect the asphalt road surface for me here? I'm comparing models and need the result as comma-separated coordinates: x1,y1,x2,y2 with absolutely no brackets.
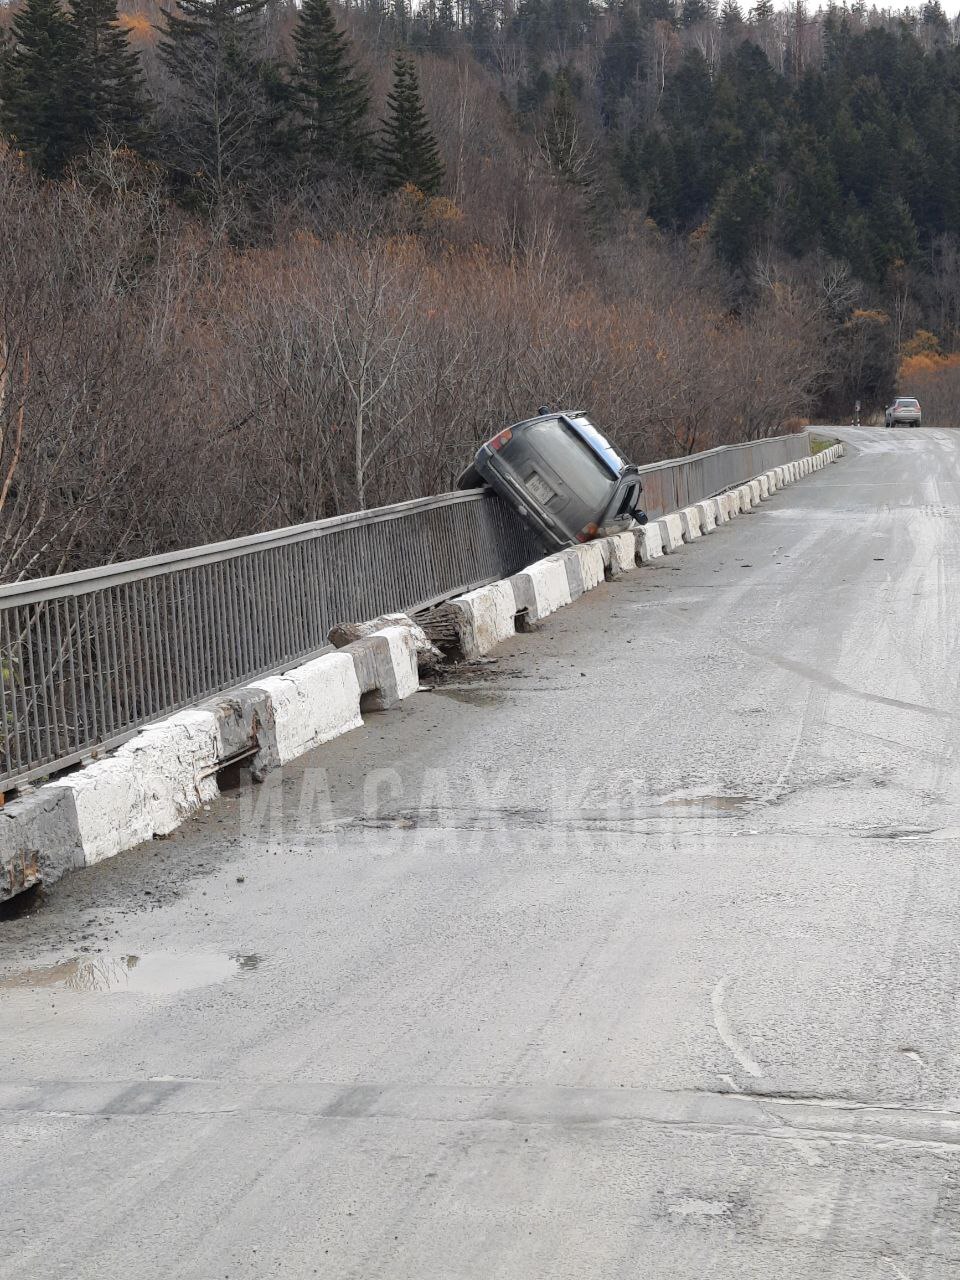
2,426,960,1280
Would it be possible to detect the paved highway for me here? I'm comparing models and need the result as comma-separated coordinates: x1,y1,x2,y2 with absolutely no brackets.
2,426,960,1279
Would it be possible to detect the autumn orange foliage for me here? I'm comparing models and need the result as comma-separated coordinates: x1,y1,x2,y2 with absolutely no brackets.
899,351,960,380
119,12,157,41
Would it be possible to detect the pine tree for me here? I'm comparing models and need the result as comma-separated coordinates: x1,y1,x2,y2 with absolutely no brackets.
376,53,444,194
290,0,369,175
719,0,743,31
158,0,274,206
711,162,773,267
391,0,410,40
599,7,645,121
750,0,773,23
431,0,456,50
0,0,84,176
680,0,708,27
70,0,146,148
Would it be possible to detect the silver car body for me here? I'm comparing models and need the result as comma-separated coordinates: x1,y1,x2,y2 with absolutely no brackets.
885,397,922,428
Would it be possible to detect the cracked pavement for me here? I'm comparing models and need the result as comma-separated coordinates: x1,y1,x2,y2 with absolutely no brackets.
2,427,960,1278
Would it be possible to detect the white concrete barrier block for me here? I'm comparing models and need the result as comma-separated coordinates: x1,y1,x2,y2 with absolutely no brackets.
452,580,517,658
657,512,685,553
636,523,664,561
573,542,606,591
604,531,637,576
748,480,762,506
255,652,363,767
757,474,770,500
380,626,420,699
62,707,222,866
694,499,718,532
679,506,702,541
551,544,603,599
737,485,754,512
510,557,572,622
716,492,734,521
765,469,780,492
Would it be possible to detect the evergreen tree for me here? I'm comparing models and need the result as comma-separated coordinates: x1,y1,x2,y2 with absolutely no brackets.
0,0,84,176
599,7,645,123
290,0,370,174
680,0,708,27
376,53,444,194
643,130,680,222
719,0,743,31
711,162,773,267
750,0,773,23
429,0,457,53
921,1,949,37
70,0,146,148
391,0,410,41
158,0,274,207
639,0,675,25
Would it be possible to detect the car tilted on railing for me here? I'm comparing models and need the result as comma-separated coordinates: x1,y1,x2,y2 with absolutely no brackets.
457,410,647,552
885,397,922,428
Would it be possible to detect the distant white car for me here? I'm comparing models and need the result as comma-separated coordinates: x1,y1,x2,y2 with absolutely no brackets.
885,397,922,428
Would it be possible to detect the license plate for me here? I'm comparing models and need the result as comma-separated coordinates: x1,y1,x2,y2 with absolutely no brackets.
526,473,554,505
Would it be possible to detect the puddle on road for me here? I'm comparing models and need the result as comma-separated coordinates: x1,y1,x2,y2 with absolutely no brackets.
864,827,960,843
655,791,755,814
0,951,261,995
430,687,507,708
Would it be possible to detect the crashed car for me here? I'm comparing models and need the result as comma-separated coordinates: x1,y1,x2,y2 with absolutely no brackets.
457,409,646,553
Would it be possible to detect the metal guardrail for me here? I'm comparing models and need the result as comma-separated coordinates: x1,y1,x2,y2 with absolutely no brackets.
0,430,811,794
0,491,543,792
634,434,812,518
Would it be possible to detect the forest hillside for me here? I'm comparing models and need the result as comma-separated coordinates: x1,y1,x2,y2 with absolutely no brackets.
0,0,956,575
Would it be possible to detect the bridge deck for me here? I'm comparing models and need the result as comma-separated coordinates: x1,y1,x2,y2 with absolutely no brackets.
2,427,959,1279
